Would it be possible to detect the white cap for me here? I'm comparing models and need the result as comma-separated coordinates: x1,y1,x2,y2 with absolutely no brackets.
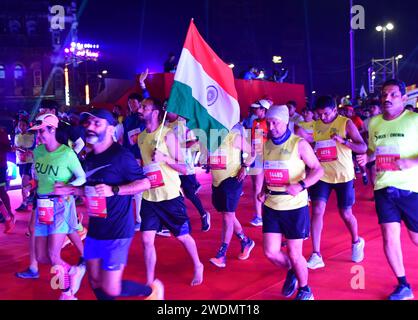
259,99,272,109
250,99,272,110
265,105,289,124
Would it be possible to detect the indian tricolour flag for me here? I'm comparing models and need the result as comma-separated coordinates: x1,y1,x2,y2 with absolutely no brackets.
167,19,240,152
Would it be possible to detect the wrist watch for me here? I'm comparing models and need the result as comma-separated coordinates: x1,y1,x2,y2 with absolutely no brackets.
112,185,120,196
298,180,306,190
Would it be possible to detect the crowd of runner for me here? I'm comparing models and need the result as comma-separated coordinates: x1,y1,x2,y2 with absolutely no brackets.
1,77,417,301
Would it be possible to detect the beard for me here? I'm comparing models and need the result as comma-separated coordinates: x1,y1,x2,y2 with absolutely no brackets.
86,129,106,145
86,135,99,144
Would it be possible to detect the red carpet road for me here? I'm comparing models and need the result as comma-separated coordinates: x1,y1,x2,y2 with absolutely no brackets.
1,169,417,300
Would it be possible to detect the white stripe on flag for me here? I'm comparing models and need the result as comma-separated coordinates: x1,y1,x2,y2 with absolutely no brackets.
174,48,240,131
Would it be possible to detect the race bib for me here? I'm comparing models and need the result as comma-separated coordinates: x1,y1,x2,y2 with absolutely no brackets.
144,163,165,188
376,146,401,172
37,198,54,225
85,186,107,218
264,161,290,187
209,149,227,170
315,140,338,162
128,128,142,146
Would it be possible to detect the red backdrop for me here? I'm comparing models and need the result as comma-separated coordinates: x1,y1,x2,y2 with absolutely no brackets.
108,73,306,117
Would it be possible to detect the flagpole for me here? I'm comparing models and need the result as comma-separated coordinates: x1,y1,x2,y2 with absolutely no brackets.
155,111,168,149
350,0,356,103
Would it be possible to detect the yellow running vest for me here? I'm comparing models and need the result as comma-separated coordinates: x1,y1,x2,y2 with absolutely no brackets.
138,125,182,202
313,116,354,183
263,135,308,211
211,131,242,187
368,111,418,192
298,121,314,136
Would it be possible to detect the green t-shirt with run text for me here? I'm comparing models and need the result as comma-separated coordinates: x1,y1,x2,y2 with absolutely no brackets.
33,144,82,195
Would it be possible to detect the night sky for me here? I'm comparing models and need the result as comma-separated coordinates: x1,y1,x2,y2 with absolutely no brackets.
76,0,418,98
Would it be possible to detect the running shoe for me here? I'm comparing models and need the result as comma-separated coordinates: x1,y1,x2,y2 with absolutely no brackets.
307,253,325,270
238,238,255,260
15,267,40,279
156,228,171,237
70,265,86,295
201,212,211,232
15,204,29,212
352,237,365,263
282,270,298,297
294,287,314,300
210,245,227,268
388,284,414,300
249,216,263,227
209,255,226,268
59,290,78,300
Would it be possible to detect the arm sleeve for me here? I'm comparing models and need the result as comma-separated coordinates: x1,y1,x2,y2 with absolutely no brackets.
72,137,85,154
67,149,86,186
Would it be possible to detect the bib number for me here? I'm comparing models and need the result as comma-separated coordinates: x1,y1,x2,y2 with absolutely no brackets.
376,146,401,172
315,140,338,162
144,163,165,188
264,161,290,187
37,198,54,224
209,150,227,170
85,186,108,218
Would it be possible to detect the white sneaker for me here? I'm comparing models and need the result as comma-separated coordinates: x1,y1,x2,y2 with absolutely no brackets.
59,290,78,300
352,237,365,263
307,253,325,270
69,265,86,295
156,228,171,237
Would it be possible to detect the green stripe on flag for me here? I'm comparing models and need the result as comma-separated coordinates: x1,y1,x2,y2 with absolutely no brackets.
167,81,228,152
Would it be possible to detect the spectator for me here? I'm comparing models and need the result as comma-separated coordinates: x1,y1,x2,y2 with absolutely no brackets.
286,100,303,133
113,105,124,124
37,100,85,156
242,104,258,129
243,66,258,80
164,53,177,73
14,119,35,212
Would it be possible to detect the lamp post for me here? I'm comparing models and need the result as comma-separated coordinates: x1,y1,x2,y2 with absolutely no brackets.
376,23,394,80
395,54,403,77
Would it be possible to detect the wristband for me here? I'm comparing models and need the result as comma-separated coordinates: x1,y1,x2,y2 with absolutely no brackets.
298,180,306,190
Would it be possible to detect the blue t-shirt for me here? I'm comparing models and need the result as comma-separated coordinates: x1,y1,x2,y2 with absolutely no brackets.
83,143,146,240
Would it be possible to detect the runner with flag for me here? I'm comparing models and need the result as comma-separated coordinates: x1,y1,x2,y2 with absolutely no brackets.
167,19,240,152
167,20,255,269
